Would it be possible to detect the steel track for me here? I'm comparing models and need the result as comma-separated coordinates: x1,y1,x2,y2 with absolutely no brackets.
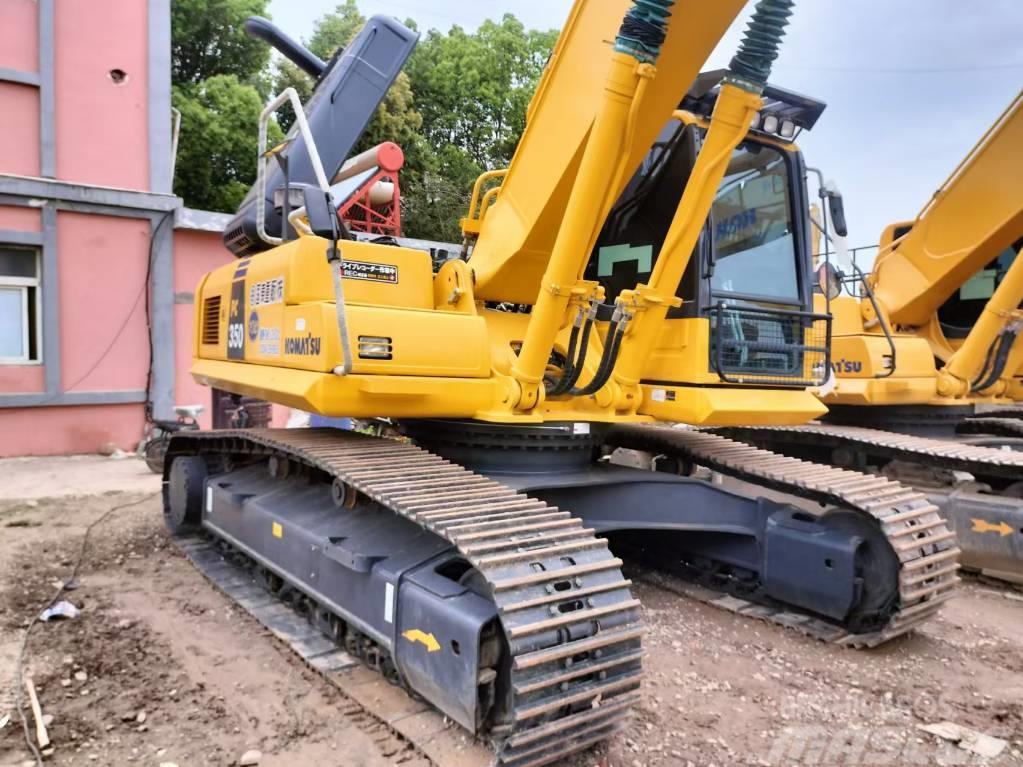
166,428,644,767
959,414,1023,442
716,422,1023,484
605,425,961,647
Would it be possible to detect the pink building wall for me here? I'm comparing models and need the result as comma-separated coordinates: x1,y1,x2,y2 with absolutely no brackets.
54,0,150,189
0,0,39,73
0,223,287,457
0,1,286,457
0,0,160,457
0,84,41,177
57,213,151,392
0,404,146,458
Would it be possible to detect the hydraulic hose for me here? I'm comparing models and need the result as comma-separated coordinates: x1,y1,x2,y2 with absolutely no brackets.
551,313,596,396
510,0,672,406
971,338,999,391
972,330,1017,393
546,312,583,396
572,317,628,397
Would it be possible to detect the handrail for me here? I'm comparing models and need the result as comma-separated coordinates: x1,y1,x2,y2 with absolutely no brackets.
478,186,502,220
256,87,352,376
465,168,508,223
256,87,331,247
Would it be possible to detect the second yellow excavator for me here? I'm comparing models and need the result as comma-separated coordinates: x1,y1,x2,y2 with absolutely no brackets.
719,90,1023,581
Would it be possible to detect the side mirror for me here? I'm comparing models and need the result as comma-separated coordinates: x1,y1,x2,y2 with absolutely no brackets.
827,190,848,238
816,262,843,300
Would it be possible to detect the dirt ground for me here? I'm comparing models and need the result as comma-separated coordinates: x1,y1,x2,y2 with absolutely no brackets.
1,456,1023,767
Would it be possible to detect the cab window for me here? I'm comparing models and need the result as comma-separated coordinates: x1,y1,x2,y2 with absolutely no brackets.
710,143,799,303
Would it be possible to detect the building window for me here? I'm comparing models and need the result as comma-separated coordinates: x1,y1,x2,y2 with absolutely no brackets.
0,245,41,363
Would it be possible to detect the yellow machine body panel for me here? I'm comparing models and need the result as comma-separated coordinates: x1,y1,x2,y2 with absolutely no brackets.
640,384,825,425
196,237,491,379
191,229,824,424
822,294,938,405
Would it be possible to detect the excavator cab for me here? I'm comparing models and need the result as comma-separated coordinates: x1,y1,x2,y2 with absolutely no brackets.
589,73,831,395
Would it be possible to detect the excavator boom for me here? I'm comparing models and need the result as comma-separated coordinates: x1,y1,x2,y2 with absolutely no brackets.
871,91,1023,328
468,1,746,304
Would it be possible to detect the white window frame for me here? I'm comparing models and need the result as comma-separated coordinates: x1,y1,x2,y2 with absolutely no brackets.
0,247,42,365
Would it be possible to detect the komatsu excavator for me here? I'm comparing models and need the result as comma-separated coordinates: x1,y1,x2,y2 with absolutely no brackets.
717,91,1023,581
163,2,959,764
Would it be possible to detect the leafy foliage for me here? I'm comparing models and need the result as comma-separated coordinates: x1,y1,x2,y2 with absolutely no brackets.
173,76,281,212
171,0,274,210
171,0,271,89
170,0,557,238
406,16,556,169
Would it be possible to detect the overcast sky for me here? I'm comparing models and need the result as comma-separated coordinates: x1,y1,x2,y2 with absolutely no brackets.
268,0,1023,261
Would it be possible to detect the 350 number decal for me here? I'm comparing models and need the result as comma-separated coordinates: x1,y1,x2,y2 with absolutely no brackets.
227,323,245,350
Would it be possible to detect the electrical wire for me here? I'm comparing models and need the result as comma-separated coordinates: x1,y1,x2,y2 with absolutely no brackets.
34,212,173,409
14,492,160,766
776,62,1023,75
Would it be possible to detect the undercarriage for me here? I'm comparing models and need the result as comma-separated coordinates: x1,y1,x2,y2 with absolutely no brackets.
163,420,959,766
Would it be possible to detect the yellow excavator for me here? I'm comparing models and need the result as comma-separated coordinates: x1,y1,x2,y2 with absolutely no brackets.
719,91,1023,581
163,2,959,765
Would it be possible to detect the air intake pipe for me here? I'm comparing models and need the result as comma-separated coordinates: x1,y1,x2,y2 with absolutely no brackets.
244,17,325,80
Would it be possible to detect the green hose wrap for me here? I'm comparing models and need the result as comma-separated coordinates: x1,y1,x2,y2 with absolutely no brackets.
728,0,795,88
614,0,675,64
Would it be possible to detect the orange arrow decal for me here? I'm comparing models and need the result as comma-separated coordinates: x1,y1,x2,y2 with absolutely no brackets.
401,629,441,652
970,518,1013,537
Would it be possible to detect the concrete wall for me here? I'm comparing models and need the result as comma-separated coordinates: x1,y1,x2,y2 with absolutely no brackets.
0,1,39,73
0,218,288,456
0,0,168,457
0,207,155,456
0,84,41,177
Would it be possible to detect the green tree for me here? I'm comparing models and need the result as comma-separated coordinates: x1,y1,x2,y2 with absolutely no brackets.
171,0,273,211
399,16,556,239
171,0,271,89
170,0,557,231
173,75,281,212
405,16,556,168
401,144,482,243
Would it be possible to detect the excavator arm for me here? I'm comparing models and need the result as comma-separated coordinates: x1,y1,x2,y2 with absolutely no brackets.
469,0,796,412
870,91,1023,329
